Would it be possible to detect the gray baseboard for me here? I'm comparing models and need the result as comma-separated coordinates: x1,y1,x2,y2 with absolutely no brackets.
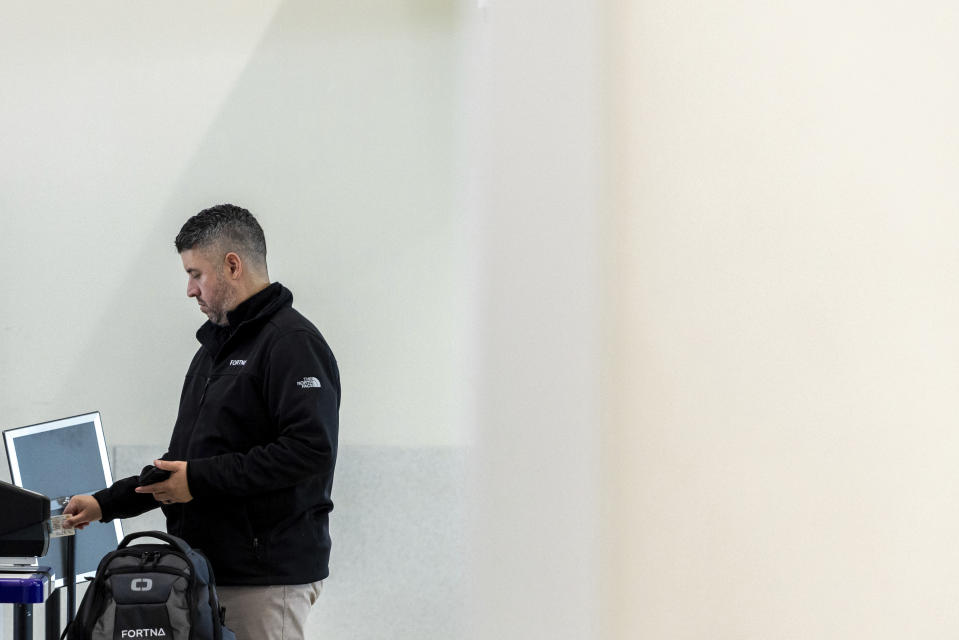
0,444,467,639
111,443,468,639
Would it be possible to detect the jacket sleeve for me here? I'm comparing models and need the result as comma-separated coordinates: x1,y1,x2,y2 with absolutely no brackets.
93,474,161,522
186,330,340,498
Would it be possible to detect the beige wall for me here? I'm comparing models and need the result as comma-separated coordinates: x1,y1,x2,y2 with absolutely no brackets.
466,1,959,637
610,1,959,637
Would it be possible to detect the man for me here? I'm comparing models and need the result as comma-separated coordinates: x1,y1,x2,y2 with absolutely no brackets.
64,204,340,640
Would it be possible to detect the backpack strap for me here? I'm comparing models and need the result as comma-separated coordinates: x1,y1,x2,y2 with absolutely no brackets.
118,530,193,555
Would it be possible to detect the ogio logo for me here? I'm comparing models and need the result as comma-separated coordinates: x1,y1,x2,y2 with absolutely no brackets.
296,377,322,389
120,630,167,638
230,359,247,366
130,578,153,591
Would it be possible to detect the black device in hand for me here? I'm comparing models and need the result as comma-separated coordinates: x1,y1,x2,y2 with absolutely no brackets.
138,464,171,486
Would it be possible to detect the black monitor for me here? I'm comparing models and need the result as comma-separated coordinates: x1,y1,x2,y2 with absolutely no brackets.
3,412,123,588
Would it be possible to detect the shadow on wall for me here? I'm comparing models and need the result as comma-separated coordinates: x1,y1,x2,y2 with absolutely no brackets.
54,0,466,449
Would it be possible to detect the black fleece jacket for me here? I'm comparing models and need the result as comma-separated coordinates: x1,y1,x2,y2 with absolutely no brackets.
95,283,340,585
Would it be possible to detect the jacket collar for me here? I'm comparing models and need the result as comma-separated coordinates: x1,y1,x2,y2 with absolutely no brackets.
226,282,289,328
196,282,292,355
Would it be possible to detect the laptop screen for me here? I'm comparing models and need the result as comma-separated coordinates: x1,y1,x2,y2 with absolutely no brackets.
4,412,123,587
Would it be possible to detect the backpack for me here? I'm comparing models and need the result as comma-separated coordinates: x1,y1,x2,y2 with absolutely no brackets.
64,530,236,640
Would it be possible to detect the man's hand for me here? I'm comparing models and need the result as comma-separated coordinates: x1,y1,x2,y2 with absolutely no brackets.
135,459,193,504
63,495,102,530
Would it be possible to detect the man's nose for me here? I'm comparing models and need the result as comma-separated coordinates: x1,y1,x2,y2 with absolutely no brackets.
187,281,198,298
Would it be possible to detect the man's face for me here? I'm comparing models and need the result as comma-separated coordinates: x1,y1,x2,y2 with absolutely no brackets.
180,248,236,326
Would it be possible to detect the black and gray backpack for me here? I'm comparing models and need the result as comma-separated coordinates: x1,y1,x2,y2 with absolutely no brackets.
65,530,236,640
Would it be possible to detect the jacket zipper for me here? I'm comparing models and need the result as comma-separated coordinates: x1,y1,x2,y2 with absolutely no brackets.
186,375,212,437
171,374,211,541
173,375,211,539
198,376,211,407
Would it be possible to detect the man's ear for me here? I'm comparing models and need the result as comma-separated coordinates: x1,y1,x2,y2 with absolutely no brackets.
224,252,243,279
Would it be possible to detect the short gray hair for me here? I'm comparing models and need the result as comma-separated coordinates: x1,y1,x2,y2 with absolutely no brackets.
175,204,267,270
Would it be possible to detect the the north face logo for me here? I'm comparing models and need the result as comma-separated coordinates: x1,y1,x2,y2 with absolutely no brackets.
296,377,322,389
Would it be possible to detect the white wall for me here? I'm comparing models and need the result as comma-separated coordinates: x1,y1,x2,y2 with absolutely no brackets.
0,1,467,454
463,2,605,638
1,3,469,638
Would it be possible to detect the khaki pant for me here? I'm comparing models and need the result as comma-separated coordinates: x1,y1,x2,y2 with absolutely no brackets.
217,581,324,640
